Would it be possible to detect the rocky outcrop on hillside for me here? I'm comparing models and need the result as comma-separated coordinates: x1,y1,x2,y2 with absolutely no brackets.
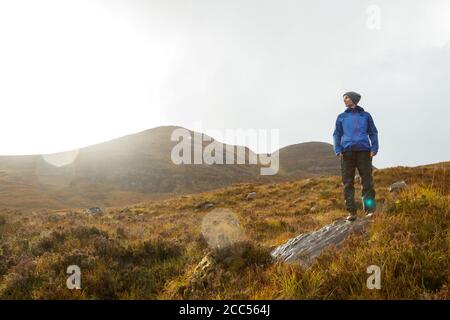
271,216,373,267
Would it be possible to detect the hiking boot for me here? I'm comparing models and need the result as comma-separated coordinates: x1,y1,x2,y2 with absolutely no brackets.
346,214,357,222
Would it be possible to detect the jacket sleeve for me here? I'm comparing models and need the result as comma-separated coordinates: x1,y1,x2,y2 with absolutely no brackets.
332,115,343,155
367,113,379,154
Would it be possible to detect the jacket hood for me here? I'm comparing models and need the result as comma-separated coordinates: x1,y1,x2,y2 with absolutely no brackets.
345,105,365,113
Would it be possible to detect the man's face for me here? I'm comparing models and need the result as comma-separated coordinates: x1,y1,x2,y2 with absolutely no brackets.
343,95,355,107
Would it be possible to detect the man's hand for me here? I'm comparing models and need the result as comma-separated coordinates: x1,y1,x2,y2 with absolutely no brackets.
370,152,377,158
338,153,344,160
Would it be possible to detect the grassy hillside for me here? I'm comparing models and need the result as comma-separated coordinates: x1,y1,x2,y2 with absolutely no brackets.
0,162,448,299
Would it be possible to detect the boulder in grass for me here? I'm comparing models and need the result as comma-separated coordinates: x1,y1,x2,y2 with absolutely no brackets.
246,192,257,200
85,207,103,215
195,201,214,210
271,217,372,267
204,203,214,209
389,180,407,193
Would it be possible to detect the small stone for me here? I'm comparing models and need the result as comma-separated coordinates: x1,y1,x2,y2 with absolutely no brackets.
194,201,214,209
246,192,257,200
389,180,408,193
85,207,103,215
204,202,214,209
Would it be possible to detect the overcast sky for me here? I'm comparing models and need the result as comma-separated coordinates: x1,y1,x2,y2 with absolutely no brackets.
0,0,449,168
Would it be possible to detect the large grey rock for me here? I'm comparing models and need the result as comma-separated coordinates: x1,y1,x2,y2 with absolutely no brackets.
271,217,372,267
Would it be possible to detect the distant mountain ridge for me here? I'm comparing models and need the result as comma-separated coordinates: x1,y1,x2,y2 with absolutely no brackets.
0,125,341,210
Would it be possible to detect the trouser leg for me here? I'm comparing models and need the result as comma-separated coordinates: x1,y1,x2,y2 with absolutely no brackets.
357,151,376,213
341,151,357,214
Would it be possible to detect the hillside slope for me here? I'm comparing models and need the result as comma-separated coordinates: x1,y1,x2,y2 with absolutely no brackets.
0,161,448,299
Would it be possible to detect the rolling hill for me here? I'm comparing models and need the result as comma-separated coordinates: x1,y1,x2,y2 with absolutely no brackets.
0,126,341,210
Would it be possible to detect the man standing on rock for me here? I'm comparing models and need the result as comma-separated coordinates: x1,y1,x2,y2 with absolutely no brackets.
333,91,379,221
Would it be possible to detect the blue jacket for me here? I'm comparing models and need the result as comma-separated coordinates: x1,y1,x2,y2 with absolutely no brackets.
333,105,379,156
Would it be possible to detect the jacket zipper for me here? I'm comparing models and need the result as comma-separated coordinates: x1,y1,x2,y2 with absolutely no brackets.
352,110,359,149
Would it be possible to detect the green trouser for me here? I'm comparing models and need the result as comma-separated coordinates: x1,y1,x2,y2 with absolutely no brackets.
341,150,376,214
